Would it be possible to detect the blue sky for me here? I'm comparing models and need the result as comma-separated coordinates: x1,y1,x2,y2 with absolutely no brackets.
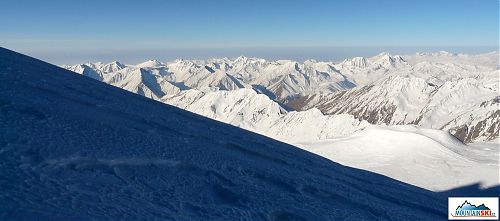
1,0,498,64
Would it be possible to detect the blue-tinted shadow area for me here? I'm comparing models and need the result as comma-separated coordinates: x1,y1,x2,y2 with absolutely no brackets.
439,183,500,197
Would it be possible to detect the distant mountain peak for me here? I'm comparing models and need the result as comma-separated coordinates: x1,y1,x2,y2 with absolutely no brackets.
102,61,125,73
136,59,163,68
109,60,125,66
437,50,455,56
234,55,249,63
370,52,407,67
377,52,391,56
345,57,368,68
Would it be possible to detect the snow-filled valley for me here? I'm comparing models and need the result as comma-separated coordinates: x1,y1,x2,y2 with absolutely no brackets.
0,47,464,220
63,50,499,191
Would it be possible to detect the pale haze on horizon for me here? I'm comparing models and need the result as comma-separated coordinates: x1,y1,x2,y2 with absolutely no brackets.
1,0,498,64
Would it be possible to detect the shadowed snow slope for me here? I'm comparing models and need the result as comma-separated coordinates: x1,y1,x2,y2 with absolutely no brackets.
0,48,454,220
298,126,499,191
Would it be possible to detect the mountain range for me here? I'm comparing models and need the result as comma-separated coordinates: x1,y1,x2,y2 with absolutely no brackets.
64,51,499,144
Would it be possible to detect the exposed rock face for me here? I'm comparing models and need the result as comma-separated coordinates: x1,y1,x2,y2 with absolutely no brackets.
286,80,499,143
445,97,500,142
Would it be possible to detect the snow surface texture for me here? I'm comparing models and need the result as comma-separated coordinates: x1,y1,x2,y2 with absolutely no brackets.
64,51,499,143
297,125,499,191
0,47,460,220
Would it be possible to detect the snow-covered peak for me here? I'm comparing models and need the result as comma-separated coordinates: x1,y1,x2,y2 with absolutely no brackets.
167,59,197,72
343,57,368,69
304,59,318,64
369,52,407,68
234,55,248,63
337,52,409,73
233,55,253,65
436,50,456,56
232,55,267,66
66,63,103,80
101,61,125,73
135,59,164,68
377,52,391,57
416,51,456,57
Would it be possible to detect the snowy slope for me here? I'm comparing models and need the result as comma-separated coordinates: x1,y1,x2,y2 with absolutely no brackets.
264,109,370,143
162,88,369,143
0,47,452,220
162,88,286,131
297,125,499,191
